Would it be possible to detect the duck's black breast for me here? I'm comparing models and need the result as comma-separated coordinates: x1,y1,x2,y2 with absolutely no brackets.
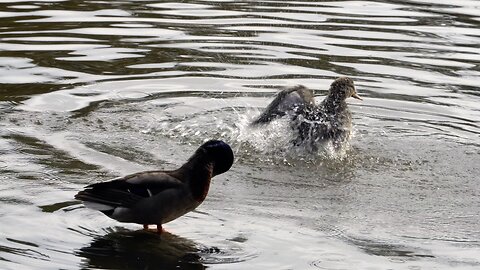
188,163,213,202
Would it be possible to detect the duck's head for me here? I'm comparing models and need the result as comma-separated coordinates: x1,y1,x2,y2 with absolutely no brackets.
199,140,234,176
328,77,362,101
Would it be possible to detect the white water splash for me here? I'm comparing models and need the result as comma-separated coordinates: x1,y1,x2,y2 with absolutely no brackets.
140,104,352,163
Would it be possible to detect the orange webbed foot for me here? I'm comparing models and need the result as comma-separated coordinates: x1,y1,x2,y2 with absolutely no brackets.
143,224,164,235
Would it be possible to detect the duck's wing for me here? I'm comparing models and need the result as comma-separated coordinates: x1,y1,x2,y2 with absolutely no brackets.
75,171,183,210
251,85,314,125
293,105,353,148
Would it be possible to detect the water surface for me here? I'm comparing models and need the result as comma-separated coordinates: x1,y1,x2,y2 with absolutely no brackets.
1,0,479,269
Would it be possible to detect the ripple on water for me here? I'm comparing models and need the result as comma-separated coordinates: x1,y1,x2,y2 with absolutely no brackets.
1,0,480,269
197,241,258,265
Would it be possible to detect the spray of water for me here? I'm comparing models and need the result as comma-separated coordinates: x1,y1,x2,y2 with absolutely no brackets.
141,103,352,165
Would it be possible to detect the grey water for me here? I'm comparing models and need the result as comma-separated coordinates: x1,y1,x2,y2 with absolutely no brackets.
1,0,479,269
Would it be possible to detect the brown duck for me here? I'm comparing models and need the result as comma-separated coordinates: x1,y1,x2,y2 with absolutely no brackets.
251,77,361,151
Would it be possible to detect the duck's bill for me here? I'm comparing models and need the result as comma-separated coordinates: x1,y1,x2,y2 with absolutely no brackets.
352,93,362,100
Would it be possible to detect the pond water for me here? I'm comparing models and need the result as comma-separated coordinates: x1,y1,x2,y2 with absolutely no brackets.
1,0,479,269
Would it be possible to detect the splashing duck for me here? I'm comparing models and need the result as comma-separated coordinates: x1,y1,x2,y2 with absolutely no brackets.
75,140,234,234
251,77,361,151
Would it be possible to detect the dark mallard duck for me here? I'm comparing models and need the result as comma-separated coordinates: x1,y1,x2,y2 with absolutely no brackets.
75,140,234,234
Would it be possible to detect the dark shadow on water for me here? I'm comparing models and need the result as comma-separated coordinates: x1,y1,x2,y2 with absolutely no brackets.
77,228,205,270
39,200,81,213
346,236,435,259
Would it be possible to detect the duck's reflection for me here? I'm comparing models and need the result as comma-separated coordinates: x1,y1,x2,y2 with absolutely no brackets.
77,228,205,270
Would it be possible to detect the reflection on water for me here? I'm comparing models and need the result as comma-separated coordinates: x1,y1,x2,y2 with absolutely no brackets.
1,0,480,269
77,229,204,270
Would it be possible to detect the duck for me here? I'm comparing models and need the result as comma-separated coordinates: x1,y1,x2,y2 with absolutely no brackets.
75,140,234,234
251,77,361,151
